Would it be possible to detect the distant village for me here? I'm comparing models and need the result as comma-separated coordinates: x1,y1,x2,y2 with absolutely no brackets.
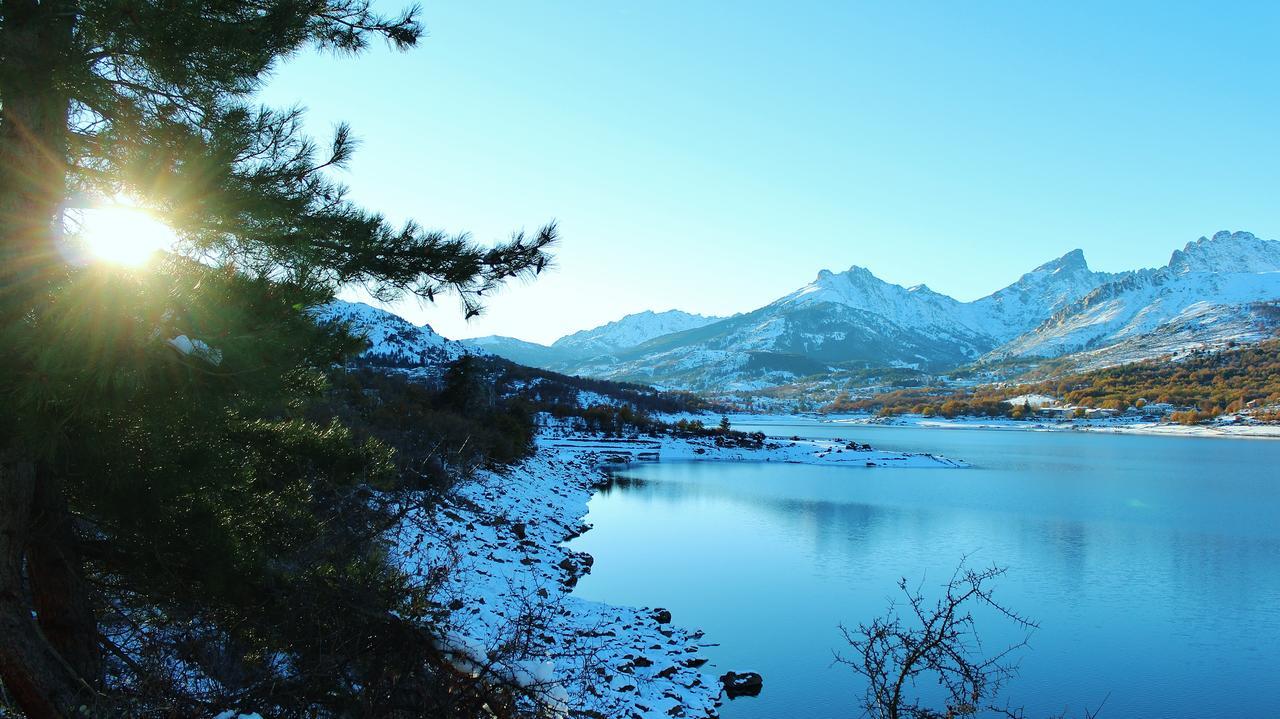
998,393,1273,425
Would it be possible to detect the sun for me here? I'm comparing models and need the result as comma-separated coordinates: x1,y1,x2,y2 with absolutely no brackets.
78,202,176,266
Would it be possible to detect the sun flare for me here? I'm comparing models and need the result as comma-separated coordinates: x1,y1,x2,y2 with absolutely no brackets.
78,203,176,266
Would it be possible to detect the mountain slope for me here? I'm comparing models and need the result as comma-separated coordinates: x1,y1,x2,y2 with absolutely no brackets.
551,309,721,356
968,249,1120,341
345,231,1280,394
994,231,1280,366
313,301,476,367
547,232,1279,391
461,309,721,371
562,248,1118,389
464,335,579,368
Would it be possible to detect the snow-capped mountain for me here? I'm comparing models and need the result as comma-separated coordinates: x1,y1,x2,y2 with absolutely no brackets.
463,309,722,372
464,335,575,368
773,265,989,354
314,231,1280,394
1167,231,1280,274
553,309,721,356
992,231,1280,363
313,301,477,366
555,248,1118,390
526,232,1279,391
967,249,1120,342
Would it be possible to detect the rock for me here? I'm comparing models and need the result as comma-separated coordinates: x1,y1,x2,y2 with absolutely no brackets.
652,608,673,624
719,671,763,699
511,522,527,540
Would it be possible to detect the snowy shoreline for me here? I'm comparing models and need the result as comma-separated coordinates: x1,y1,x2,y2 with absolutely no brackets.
393,429,966,718
397,446,720,718
538,431,967,468
815,413,1280,440
722,411,1280,440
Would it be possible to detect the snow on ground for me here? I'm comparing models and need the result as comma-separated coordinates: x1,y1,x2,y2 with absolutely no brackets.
388,426,965,719
1002,393,1058,408
826,413,1280,439
537,432,967,468
397,443,723,719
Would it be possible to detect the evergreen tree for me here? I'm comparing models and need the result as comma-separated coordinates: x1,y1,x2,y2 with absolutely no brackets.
0,2,554,715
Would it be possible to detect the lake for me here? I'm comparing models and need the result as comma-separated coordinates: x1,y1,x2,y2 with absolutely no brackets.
567,421,1280,718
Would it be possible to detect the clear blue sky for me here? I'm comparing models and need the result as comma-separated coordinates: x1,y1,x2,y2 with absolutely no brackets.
258,1,1279,344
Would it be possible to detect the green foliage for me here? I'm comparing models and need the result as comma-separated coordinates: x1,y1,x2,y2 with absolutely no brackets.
324,365,538,478
0,0,557,715
493,359,725,415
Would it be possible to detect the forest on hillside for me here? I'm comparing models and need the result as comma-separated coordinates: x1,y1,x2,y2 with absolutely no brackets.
0,1,577,716
823,339,1280,423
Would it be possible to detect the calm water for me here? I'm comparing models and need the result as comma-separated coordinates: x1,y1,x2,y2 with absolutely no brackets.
567,421,1280,718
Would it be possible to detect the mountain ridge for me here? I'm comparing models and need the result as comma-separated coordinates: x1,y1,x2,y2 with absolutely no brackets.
323,231,1280,394
551,231,1280,390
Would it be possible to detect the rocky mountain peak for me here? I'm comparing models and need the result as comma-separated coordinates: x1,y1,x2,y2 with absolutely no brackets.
1040,248,1089,273
843,264,878,280
1168,230,1279,274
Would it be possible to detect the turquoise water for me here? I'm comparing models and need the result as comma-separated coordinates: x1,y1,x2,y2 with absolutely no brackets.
567,422,1280,718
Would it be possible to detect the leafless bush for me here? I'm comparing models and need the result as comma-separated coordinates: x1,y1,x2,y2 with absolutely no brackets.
837,561,1039,719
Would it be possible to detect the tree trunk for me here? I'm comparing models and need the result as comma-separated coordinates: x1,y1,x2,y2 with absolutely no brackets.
0,0,73,302
0,0,103,714
0,457,99,718
28,471,103,688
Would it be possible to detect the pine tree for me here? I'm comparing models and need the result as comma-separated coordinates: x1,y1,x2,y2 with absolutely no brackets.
0,2,554,715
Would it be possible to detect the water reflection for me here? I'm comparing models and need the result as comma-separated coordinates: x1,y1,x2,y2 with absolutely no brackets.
571,426,1280,719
